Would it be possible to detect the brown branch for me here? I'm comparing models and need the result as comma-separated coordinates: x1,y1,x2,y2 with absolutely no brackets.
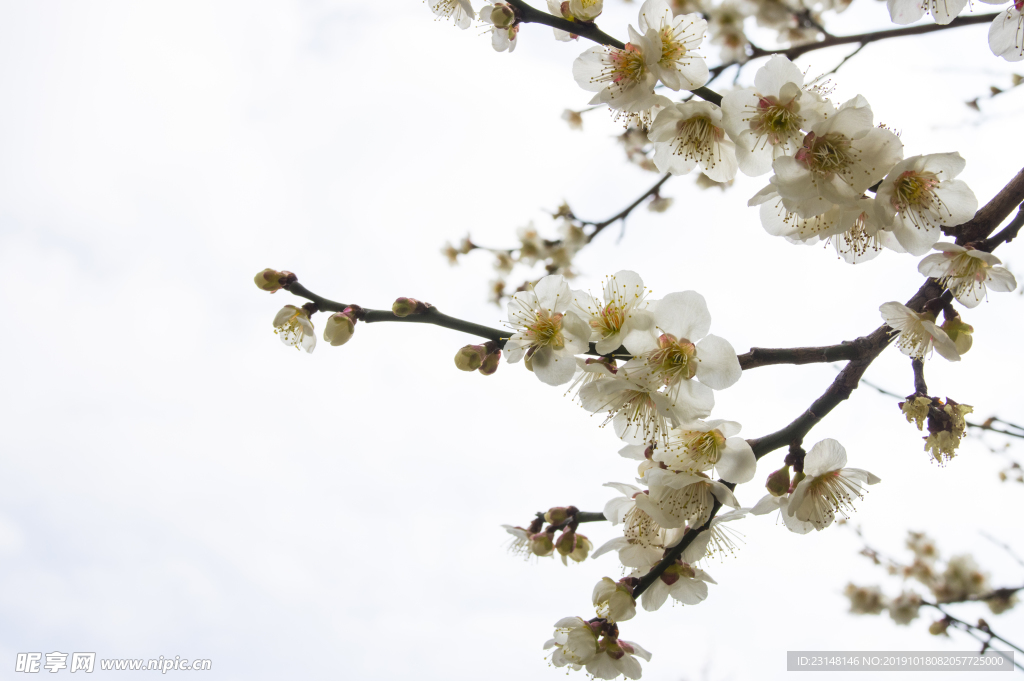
738,340,868,370
912,358,928,396
956,166,1024,244
578,174,672,240
757,13,1002,62
980,203,1024,252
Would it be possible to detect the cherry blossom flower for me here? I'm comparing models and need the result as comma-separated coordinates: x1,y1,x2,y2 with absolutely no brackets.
844,584,887,614
917,243,1017,307
624,291,742,422
571,270,655,355
572,28,665,129
786,439,880,531
654,420,756,483
886,0,967,26
637,467,741,528
879,302,960,361
545,617,599,670
722,55,833,177
650,101,737,181
479,3,519,52
504,274,591,385
579,370,684,444
593,577,637,622
988,2,1024,62
273,305,315,353
428,0,476,28
595,482,684,569
769,95,903,219
636,0,709,90
889,591,923,625
544,619,651,679
639,559,716,611
875,153,978,256
750,492,815,534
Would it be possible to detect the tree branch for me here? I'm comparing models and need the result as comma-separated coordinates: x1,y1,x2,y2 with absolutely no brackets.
912,358,928,396
738,340,868,370
757,13,1002,62
578,174,672,240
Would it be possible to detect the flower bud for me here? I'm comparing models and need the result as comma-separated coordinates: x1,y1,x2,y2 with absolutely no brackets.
567,534,592,563
254,268,295,292
545,506,572,525
392,297,418,317
555,529,577,556
529,532,554,557
478,349,501,376
454,344,486,371
928,618,950,636
324,309,357,346
941,316,974,355
765,465,791,497
490,3,516,27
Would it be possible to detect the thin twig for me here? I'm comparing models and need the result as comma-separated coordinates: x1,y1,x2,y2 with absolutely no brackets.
912,358,928,396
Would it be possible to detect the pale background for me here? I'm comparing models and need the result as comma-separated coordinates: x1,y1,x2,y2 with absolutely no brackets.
0,1,1022,679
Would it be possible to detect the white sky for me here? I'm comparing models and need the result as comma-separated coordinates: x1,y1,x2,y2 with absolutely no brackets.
0,1,1022,679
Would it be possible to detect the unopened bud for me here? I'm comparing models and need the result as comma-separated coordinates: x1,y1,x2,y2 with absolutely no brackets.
765,465,791,497
941,316,974,355
545,507,571,524
490,4,515,27
392,297,423,317
454,344,486,371
254,268,295,292
529,532,554,557
928,618,950,636
478,350,501,376
555,529,576,556
568,534,592,563
791,470,806,488
323,308,358,346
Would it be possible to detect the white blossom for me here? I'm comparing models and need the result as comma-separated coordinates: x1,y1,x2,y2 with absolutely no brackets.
571,270,655,355
504,274,591,386
918,243,1017,307
875,153,978,256
988,3,1024,62
637,467,741,528
636,0,709,90
750,492,815,534
624,291,742,423
769,95,903,219
428,0,476,29
654,420,756,484
639,560,716,611
545,617,599,670
572,28,665,129
879,302,960,361
273,305,316,353
722,55,833,177
579,369,685,444
593,577,637,622
889,591,923,625
650,101,738,181
886,0,967,26
786,439,880,531
479,3,518,52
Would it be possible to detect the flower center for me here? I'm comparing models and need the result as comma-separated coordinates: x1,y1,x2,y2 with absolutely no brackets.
659,26,688,64
671,115,723,163
590,302,626,337
683,430,726,468
891,170,940,212
802,470,867,528
795,132,852,176
526,310,565,350
607,44,647,85
750,97,803,146
647,333,698,385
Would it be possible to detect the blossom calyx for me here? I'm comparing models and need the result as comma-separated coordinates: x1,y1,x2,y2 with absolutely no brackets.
254,268,296,292
323,307,360,347
765,465,791,497
392,297,430,317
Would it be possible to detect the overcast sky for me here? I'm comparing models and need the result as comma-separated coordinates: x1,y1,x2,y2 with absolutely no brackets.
0,1,1022,679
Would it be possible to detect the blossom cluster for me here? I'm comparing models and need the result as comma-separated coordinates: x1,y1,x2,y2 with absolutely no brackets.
845,531,1017,635
886,0,1024,62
